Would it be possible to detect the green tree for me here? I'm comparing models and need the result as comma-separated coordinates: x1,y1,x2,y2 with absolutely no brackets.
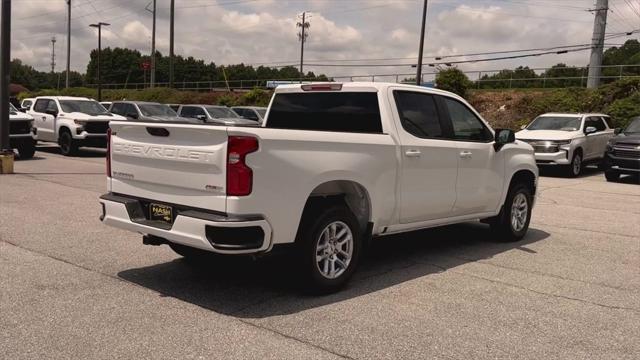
436,67,472,98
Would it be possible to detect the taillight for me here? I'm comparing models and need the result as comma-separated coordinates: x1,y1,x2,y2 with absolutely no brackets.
106,127,112,177
227,136,259,196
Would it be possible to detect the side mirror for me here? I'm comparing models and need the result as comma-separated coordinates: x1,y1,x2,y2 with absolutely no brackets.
585,126,597,135
126,112,139,119
520,124,527,130
614,128,622,135
45,109,58,116
196,114,207,121
494,128,515,151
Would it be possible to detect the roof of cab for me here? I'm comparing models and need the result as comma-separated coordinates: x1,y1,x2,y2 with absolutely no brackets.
538,112,610,117
35,96,92,101
273,82,466,101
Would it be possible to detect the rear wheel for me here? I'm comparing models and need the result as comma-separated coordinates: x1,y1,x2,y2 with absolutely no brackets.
490,183,532,242
566,151,582,177
17,140,36,159
58,131,78,156
295,204,362,294
605,170,620,182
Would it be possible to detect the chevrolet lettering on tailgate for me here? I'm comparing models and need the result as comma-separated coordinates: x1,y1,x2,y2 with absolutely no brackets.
112,143,217,163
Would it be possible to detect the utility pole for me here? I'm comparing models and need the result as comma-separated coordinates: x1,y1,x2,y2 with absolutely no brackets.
416,0,429,86
1,0,12,171
65,0,71,88
90,22,109,102
587,0,608,88
169,0,175,88
50,36,56,73
297,12,310,81
146,0,156,88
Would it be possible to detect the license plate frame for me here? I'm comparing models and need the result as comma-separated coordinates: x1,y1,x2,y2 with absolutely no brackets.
149,203,173,223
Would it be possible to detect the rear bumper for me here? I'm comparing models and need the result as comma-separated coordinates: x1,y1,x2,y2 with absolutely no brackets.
99,193,273,254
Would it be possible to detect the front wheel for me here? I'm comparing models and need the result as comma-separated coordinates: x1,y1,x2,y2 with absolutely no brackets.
295,205,362,294
17,140,36,159
58,131,78,156
490,183,533,242
566,151,582,177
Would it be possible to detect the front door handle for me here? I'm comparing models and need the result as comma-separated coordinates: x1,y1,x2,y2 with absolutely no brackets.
405,149,421,157
460,151,473,159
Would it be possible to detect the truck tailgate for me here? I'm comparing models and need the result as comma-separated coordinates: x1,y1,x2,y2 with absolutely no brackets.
108,121,228,211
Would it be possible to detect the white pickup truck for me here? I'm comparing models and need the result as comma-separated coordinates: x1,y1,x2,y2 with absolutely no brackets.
100,82,538,293
28,96,126,156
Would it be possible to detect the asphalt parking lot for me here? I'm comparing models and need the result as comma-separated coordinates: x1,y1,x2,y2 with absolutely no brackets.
1,145,639,360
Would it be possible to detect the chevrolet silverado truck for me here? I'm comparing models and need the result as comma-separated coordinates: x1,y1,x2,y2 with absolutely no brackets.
28,96,126,156
9,103,37,159
516,113,615,177
99,82,538,293
603,116,640,182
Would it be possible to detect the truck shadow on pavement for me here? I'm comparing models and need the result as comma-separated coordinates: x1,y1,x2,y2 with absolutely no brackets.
118,222,550,318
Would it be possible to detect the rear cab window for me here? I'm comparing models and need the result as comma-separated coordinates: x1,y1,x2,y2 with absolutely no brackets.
266,91,383,133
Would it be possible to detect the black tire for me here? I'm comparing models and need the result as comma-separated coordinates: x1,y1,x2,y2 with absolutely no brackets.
605,170,620,182
58,131,78,156
295,204,362,294
17,140,36,159
490,183,533,242
566,150,582,177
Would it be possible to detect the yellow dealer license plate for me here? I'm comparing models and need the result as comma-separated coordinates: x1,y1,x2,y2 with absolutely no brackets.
149,203,173,223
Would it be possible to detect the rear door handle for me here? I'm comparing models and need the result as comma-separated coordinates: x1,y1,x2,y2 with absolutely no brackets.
405,149,421,157
460,151,473,159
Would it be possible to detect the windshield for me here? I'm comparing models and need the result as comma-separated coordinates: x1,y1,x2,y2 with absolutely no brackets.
256,109,266,118
59,100,108,115
527,116,581,131
138,104,178,117
206,106,239,119
624,118,640,133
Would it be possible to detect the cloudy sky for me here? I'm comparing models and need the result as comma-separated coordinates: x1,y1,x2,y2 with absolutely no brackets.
9,0,640,81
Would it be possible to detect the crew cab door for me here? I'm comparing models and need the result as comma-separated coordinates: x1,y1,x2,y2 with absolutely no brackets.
584,116,611,160
390,89,459,223
30,99,58,142
437,95,505,215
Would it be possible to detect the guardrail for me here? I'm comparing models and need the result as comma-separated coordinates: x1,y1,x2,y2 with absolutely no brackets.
88,64,640,91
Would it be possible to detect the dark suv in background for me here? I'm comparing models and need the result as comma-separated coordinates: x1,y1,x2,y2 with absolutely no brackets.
603,116,640,182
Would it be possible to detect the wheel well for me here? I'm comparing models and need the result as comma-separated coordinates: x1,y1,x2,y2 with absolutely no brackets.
573,147,583,156
303,180,371,232
58,126,71,136
510,170,536,195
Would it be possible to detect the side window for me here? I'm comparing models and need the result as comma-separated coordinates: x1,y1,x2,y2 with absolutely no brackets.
193,107,206,117
441,97,492,142
585,117,605,132
233,108,244,117
33,99,48,112
601,116,612,129
110,103,124,115
245,110,259,121
125,104,138,116
46,100,58,113
393,91,443,139
180,106,195,117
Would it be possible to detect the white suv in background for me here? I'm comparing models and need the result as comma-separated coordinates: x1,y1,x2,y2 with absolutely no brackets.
516,113,615,177
28,96,126,156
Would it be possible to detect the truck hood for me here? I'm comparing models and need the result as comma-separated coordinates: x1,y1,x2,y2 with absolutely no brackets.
608,133,640,146
9,111,34,121
61,112,126,121
515,129,579,141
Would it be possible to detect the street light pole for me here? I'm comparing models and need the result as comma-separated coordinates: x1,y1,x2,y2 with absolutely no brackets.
169,0,175,88
90,22,109,102
416,0,428,86
1,0,12,155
